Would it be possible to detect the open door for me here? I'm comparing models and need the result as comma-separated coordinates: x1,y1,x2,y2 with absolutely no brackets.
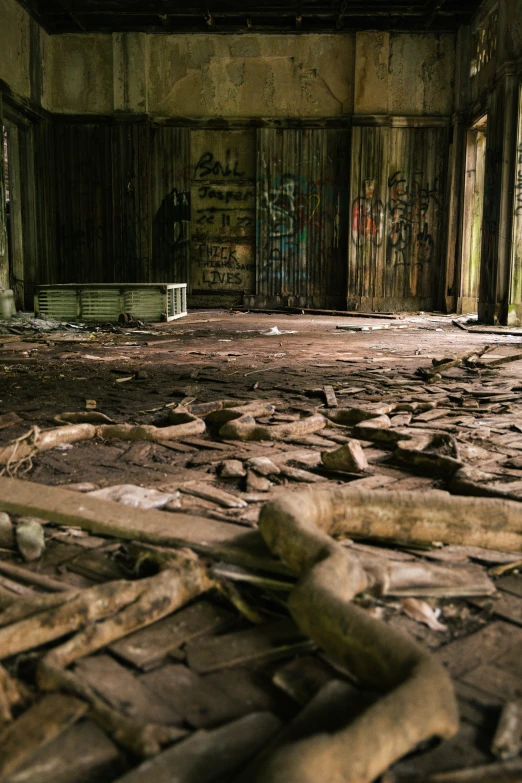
458,115,487,314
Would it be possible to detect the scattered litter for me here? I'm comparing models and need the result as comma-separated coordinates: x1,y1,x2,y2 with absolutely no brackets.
260,326,296,336
401,598,448,632
89,484,178,510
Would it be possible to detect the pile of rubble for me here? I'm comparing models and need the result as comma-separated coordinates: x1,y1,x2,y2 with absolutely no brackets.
0,341,522,782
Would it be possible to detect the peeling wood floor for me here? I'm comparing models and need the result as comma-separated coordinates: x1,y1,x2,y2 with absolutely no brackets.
1,310,522,782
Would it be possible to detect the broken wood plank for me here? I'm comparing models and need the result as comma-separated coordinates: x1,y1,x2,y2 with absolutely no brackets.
185,621,312,674
0,477,251,557
110,599,234,671
112,711,282,783
0,560,71,593
437,622,522,678
0,694,88,780
179,482,247,509
323,386,338,408
74,655,183,726
3,719,124,783
140,663,248,729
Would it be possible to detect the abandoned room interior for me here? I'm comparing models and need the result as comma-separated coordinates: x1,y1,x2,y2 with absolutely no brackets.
3,0,522,780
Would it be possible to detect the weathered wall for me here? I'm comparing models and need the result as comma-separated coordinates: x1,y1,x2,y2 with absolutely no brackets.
0,0,38,101
42,31,456,118
42,34,114,115
355,32,455,116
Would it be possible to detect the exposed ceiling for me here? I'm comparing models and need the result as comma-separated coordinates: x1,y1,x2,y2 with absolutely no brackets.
17,0,482,34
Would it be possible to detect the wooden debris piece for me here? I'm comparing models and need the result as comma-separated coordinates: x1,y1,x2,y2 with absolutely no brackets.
44,561,214,670
234,680,378,783
492,699,522,760
180,482,247,509
0,561,70,593
54,411,114,425
321,440,369,473
112,712,282,783
279,465,323,483
4,719,124,783
37,662,187,758
272,655,335,705
246,471,272,492
401,598,448,632
437,622,522,678
247,456,281,476
0,424,97,472
393,433,463,478
141,663,247,729
98,413,206,443
74,655,182,726
110,599,234,671
0,578,145,660
0,477,251,556
326,403,395,425
219,414,326,442
0,694,88,780
475,352,522,369
186,621,312,674
323,386,338,408
220,460,246,478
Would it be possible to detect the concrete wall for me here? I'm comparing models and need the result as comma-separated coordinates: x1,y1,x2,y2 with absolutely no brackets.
41,30,456,118
355,32,455,116
0,0,31,99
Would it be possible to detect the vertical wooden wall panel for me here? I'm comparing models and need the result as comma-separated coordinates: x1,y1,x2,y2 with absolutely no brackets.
348,126,388,308
150,126,190,284
348,124,448,311
53,124,113,283
256,128,349,308
112,122,150,283
33,120,56,287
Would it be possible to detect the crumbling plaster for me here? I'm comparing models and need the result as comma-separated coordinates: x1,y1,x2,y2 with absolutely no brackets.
355,32,455,116
41,30,456,119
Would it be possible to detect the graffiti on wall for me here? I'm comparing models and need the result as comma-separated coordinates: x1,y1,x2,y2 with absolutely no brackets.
387,170,439,267
192,241,255,288
259,173,334,292
351,179,385,247
191,134,256,292
351,170,439,269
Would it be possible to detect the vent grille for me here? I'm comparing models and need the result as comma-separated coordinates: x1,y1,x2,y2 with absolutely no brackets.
80,289,121,321
35,284,187,322
36,289,78,320
124,288,164,322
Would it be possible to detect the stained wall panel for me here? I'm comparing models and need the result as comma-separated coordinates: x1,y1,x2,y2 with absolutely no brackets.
348,124,449,311
256,128,349,309
190,130,256,298
112,122,150,283
53,123,113,283
150,126,190,285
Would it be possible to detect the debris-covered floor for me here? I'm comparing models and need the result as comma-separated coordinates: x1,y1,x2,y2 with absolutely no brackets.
1,309,522,782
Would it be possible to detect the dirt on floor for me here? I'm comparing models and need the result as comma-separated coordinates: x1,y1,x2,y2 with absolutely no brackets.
0,309,522,782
